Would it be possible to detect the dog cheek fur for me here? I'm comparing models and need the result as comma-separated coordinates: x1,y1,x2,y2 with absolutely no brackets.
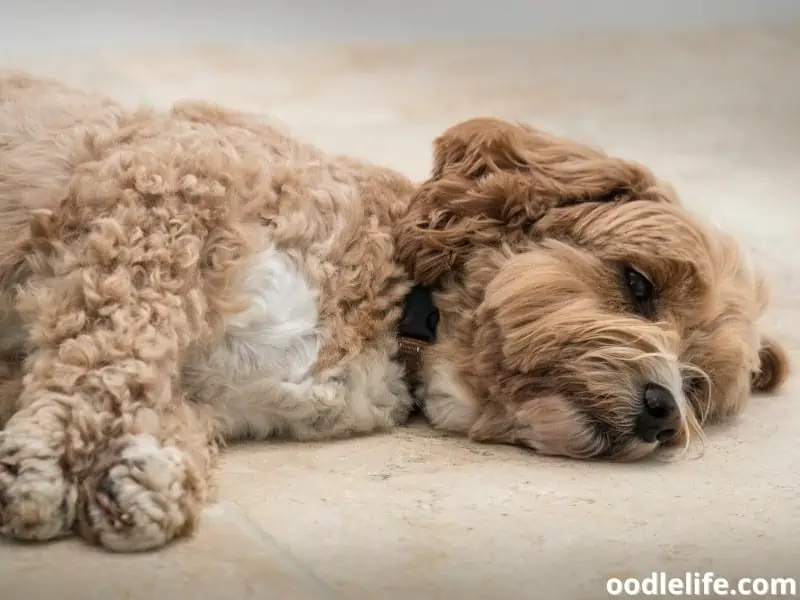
419,244,679,460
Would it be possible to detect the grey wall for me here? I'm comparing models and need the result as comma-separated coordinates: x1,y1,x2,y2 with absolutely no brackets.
2,0,799,55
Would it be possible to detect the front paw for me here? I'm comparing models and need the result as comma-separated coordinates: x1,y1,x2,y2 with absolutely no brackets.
78,434,200,552
0,430,77,541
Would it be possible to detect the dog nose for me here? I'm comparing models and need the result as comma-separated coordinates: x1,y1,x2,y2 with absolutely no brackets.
635,382,680,443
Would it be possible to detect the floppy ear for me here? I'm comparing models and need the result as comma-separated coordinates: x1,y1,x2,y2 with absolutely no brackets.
429,117,543,179
751,335,790,393
394,118,670,286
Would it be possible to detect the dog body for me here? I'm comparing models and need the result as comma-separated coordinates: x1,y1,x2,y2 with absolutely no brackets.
0,74,419,550
0,74,788,552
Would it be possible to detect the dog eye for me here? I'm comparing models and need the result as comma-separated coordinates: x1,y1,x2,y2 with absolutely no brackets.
622,265,656,318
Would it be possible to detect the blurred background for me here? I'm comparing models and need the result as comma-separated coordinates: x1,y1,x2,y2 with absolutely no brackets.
3,0,800,50
1,3,799,600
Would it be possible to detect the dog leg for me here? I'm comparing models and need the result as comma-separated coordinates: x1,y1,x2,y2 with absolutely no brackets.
0,282,216,547
0,268,224,547
0,188,244,548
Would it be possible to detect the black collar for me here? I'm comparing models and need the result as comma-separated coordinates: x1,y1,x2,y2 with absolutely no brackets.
396,285,439,395
398,285,439,344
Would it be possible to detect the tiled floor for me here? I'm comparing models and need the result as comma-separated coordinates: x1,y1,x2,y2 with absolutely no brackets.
1,23,799,600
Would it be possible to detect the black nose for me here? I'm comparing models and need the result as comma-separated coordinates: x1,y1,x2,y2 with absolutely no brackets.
634,382,680,443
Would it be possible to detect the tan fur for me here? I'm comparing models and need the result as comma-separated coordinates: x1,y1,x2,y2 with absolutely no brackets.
0,74,788,552
397,118,789,461
0,72,415,551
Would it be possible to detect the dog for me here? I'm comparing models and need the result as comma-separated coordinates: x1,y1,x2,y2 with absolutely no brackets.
0,73,788,553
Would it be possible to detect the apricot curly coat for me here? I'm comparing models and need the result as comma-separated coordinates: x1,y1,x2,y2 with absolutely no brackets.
0,73,789,552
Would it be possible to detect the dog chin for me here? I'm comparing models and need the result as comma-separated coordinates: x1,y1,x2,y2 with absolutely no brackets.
421,358,697,461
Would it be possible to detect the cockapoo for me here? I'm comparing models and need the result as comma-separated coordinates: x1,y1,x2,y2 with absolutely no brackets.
0,73,788,552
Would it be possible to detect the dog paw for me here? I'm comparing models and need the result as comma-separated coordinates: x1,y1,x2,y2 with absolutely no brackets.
0,431,77,541
78,434,198,552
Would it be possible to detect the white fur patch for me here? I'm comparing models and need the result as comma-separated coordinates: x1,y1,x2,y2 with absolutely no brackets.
187,249,414,441
225,248,320,383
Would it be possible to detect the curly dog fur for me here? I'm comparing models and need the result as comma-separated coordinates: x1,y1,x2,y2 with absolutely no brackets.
0,73,789,552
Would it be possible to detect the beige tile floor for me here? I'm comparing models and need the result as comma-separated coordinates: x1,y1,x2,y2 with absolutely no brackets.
0,24,799,600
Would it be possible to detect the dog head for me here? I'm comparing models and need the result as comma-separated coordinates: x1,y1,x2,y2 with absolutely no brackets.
395,118,789,460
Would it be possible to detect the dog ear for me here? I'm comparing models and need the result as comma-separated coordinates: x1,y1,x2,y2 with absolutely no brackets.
395,118,669,285
751,335,790,393
429,117,543,179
